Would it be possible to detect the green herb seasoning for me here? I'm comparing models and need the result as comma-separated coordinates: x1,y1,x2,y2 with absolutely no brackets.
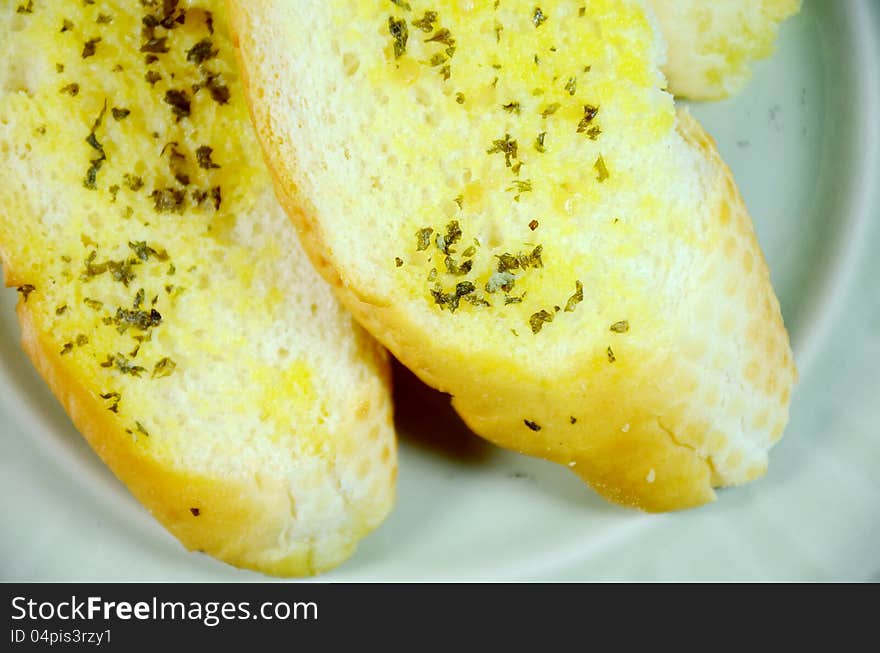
186,38,218,65
540,103,560,118
82,37,102,59
128,241,168,262
595,155,609,182
388,17,409,59
426,28,454,47
199,72,231,105
487,134,518,168
196,145,220,169
577,104,599,133
151,188,186,213
485,271,516,294
412,11,437,32
114,306,162,332
496,245,543,273
610,320,630,333
532,7,547,28
444,255,473,276
416,227,434,251
101,353,146,377
164,90,191,120
530,310,554,334
83,102,108,190
100,392,121,413
507,180,532,199
16,285,35,300
152,357,177,378
430,280,476,313
564,281,583,312
534,131,546,153
123,174,144,191
435,220,462,255
140,36,169,54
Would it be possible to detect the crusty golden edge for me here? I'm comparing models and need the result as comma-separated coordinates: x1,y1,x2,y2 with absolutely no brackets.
656,0,803,101
0,212,395,580
228,3,793,512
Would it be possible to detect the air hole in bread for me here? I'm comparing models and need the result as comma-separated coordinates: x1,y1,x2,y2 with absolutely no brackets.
184,8,213,32
85,212,102,231
2,61,33,96
485,221,504,249
342,53,360,77
413,86,431,107
8,13,27,32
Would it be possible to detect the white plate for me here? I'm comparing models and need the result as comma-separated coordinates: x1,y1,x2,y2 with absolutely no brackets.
2,0,879,581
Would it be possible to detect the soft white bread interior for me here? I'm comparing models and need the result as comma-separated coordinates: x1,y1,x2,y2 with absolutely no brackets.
0,0,396,576
230,0,796,511
646,0,802,100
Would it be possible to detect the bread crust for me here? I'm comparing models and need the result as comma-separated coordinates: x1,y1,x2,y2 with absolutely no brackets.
229,1,795,512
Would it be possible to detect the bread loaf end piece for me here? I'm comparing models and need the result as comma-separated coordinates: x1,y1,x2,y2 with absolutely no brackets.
647,0,802,100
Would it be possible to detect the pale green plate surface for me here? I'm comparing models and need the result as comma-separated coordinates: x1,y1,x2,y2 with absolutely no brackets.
2,0,878,581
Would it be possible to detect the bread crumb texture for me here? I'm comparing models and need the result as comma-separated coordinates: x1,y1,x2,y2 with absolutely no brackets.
647,0,802,99
0,0,395,576
231,0,796,511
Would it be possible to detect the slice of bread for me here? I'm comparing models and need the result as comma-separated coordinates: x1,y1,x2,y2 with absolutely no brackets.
230,0,796,511
647,0,802,100
0,0,396,576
